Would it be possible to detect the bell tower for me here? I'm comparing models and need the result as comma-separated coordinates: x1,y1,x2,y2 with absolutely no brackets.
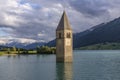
56,11,73,62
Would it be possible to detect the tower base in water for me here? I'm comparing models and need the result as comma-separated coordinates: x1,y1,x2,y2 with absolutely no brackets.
56,11,73,63
56,56,73,63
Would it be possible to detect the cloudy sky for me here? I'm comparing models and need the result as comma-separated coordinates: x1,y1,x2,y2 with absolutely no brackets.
0,0,120,44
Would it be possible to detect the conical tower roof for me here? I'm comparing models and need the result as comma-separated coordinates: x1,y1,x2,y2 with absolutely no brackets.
56,11,72,31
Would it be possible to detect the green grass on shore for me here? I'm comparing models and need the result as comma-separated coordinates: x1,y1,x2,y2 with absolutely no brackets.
0,52,5,56
77,43,120,50
0,50,37,56
28,51,37,54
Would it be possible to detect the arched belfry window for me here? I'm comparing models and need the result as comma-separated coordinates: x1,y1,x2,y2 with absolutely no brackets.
58,33,62,39
67,33,71,38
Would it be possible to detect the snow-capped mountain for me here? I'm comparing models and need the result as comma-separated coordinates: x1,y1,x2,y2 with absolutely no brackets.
0,40,45,49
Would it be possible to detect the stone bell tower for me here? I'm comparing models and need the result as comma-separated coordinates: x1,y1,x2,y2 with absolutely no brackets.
56,11,73,62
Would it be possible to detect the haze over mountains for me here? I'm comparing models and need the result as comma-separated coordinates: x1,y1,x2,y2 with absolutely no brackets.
1,17,120,49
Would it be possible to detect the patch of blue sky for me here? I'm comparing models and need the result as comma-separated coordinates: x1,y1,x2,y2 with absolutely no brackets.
0,30,7,37
19,0,41,10
30,3,41,9
19,0,26,5
0,28,10,37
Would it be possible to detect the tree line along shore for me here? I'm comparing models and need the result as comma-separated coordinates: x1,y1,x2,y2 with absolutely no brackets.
0,46,56,56
1,42,120,56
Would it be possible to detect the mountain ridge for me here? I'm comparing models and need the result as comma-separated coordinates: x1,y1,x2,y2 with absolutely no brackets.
1,17,120,49
46,17,120,48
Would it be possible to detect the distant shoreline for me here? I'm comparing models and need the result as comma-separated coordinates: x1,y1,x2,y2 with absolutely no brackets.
0,52,55,56
1,54,17,56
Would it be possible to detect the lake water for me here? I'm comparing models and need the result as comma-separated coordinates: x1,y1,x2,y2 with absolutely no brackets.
0,50,120,80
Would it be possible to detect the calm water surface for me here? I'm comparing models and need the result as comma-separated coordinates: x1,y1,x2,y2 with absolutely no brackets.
0,50,120,80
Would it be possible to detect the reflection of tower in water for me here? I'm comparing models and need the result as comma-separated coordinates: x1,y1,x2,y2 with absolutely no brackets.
56,63,73,80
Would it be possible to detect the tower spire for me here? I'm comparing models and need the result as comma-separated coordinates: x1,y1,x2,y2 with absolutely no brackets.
56,11,72,31
56,11,73,62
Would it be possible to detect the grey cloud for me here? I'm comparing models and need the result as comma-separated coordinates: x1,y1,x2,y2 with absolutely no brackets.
69,0,110,17
0,0,60,42
1,0,120,43
11,22,55,42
